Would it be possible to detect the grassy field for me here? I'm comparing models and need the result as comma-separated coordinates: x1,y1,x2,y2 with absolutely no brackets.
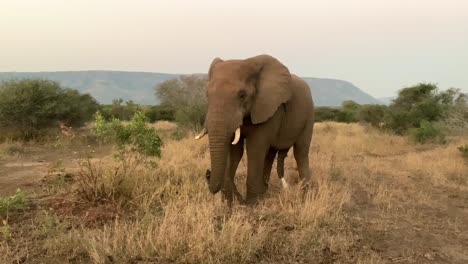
0,122,467,263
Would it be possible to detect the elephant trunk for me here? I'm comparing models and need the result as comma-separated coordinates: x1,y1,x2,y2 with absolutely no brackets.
206,113,229,194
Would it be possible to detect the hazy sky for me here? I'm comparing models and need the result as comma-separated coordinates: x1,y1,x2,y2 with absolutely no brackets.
1,0,467,97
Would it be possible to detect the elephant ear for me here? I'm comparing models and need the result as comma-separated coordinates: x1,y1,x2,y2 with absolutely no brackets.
246,55,292,124
208,57,223,79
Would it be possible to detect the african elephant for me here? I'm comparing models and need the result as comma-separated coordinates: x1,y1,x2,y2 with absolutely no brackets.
195,54,315,205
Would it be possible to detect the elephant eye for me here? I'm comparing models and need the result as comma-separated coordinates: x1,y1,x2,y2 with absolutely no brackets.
238,90,247,100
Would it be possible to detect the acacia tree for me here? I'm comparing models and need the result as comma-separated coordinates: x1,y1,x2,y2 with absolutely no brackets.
154,74,207,130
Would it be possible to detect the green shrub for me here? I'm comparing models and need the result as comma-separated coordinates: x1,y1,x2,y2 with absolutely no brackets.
94,111,162,157
0,79,98,140
410,120,446,144
458,144,468,158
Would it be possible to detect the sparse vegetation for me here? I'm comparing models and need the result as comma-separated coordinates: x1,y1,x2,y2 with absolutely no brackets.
1,122,468,263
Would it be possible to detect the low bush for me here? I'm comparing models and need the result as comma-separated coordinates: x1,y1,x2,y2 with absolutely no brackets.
93,111,162,157
410,120,446,144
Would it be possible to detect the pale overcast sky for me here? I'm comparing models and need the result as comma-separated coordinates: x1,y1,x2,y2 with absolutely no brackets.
0,0,467,97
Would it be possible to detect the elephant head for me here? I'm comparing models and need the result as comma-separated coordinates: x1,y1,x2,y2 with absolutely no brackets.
197,54,293,194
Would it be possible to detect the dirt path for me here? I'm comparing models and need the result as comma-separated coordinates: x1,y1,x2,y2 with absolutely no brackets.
0,160,50,195
0,144,110,196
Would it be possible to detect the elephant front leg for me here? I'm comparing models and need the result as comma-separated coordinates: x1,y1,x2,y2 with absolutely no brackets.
222,140,244,206
246,142,269,205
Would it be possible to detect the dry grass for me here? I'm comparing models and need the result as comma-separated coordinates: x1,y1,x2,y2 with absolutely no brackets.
1,122,467,263
151,120,178,131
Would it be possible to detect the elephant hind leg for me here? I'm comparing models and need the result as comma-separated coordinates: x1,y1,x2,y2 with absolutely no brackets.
263,148,278,187
277,149,289,188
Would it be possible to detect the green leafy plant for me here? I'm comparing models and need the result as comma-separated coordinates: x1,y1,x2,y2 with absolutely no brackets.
0,189,26,217
93,111,162,157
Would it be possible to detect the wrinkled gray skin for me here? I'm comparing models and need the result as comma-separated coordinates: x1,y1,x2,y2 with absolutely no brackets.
201,54,314,205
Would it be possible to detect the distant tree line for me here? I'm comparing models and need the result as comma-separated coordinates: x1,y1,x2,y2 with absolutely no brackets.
99,98,175,123
1,77,466,145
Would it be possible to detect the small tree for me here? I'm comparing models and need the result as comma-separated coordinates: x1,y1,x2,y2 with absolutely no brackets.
337,100,361,123
155,75,207,129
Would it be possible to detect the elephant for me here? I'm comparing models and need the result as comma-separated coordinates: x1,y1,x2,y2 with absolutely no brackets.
195,54,315,205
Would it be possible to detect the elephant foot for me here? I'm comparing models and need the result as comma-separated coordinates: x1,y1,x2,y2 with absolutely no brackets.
222,189,245,207
233,185,245,205
245,191,266,206
299,177,317,193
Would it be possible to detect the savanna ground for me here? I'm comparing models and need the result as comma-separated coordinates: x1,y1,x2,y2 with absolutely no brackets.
0,122,467,264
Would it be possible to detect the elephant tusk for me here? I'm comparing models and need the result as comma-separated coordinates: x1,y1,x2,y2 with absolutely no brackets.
231,128,241,145
195,128,207,140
